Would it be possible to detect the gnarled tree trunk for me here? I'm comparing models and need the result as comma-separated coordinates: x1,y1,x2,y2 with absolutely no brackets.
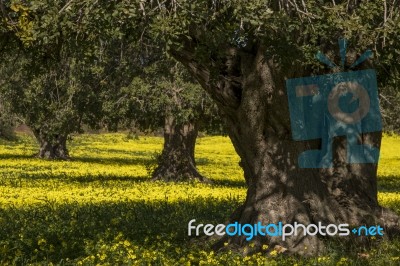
152,115,208,182
33,130,69,160
173,45,400,255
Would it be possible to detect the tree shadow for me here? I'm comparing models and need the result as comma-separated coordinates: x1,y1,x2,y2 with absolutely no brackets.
195,157,212,166
0,151,156,165
0,153,36,160
378,175,400,192
211,178,246,188
0,197,242,263
75,148,156,157
6,171,150,183
0,153,247,188
71,156,154,166
0,153,155,168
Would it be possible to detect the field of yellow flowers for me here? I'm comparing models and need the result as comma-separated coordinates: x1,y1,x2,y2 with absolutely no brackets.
0,133,399,265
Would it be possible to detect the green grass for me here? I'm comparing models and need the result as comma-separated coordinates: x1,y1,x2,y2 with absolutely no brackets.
0,133,399,265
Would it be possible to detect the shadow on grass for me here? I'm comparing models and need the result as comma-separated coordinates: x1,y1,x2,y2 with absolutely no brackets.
378,175,400,192
9,172,151,183
195,157,212,166
0,153,36,160
1,187,400,265
211,178,246,188
0,197,241,263
73,148,157,158
0,152,155,166
5,172,248,189
71,156,154,166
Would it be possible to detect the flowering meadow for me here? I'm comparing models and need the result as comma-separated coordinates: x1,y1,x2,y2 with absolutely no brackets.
0,133,399,265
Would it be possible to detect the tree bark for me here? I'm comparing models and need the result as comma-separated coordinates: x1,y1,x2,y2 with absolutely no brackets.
172,44,400,255
33,130,69,160
151,115,209,182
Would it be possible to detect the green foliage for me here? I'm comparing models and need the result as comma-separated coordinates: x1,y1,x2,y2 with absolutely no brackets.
381,85,400,134
2,0,399,136
1,0,223,139
146,0,400,69
101,56,223,134
0,97,16,140
143,0,400,130
0,119,16,140
0,0,146,145
1,55,98,138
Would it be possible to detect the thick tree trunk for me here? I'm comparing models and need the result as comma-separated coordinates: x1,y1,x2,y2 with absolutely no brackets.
33,131,69,160
152,115,208,182
173,45,400,255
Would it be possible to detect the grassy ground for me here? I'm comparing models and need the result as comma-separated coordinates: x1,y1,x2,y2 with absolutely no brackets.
0,133,399,265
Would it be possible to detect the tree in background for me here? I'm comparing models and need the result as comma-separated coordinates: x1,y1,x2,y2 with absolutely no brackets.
380,73,400,134
1,54,101,158
0,0,222,173
103,58,222,182
0,0,141,158
0,97,16,141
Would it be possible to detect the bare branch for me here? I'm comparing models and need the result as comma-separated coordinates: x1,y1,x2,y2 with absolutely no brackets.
383,0,387,46
59,0,74,14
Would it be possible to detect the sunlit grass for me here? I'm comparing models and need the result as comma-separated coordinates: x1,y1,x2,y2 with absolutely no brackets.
0,134,245,209
0,133,399,265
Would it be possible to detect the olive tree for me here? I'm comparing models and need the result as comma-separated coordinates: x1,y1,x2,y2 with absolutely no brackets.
0,0,140,158
140,0,400,254
103,57,221,182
